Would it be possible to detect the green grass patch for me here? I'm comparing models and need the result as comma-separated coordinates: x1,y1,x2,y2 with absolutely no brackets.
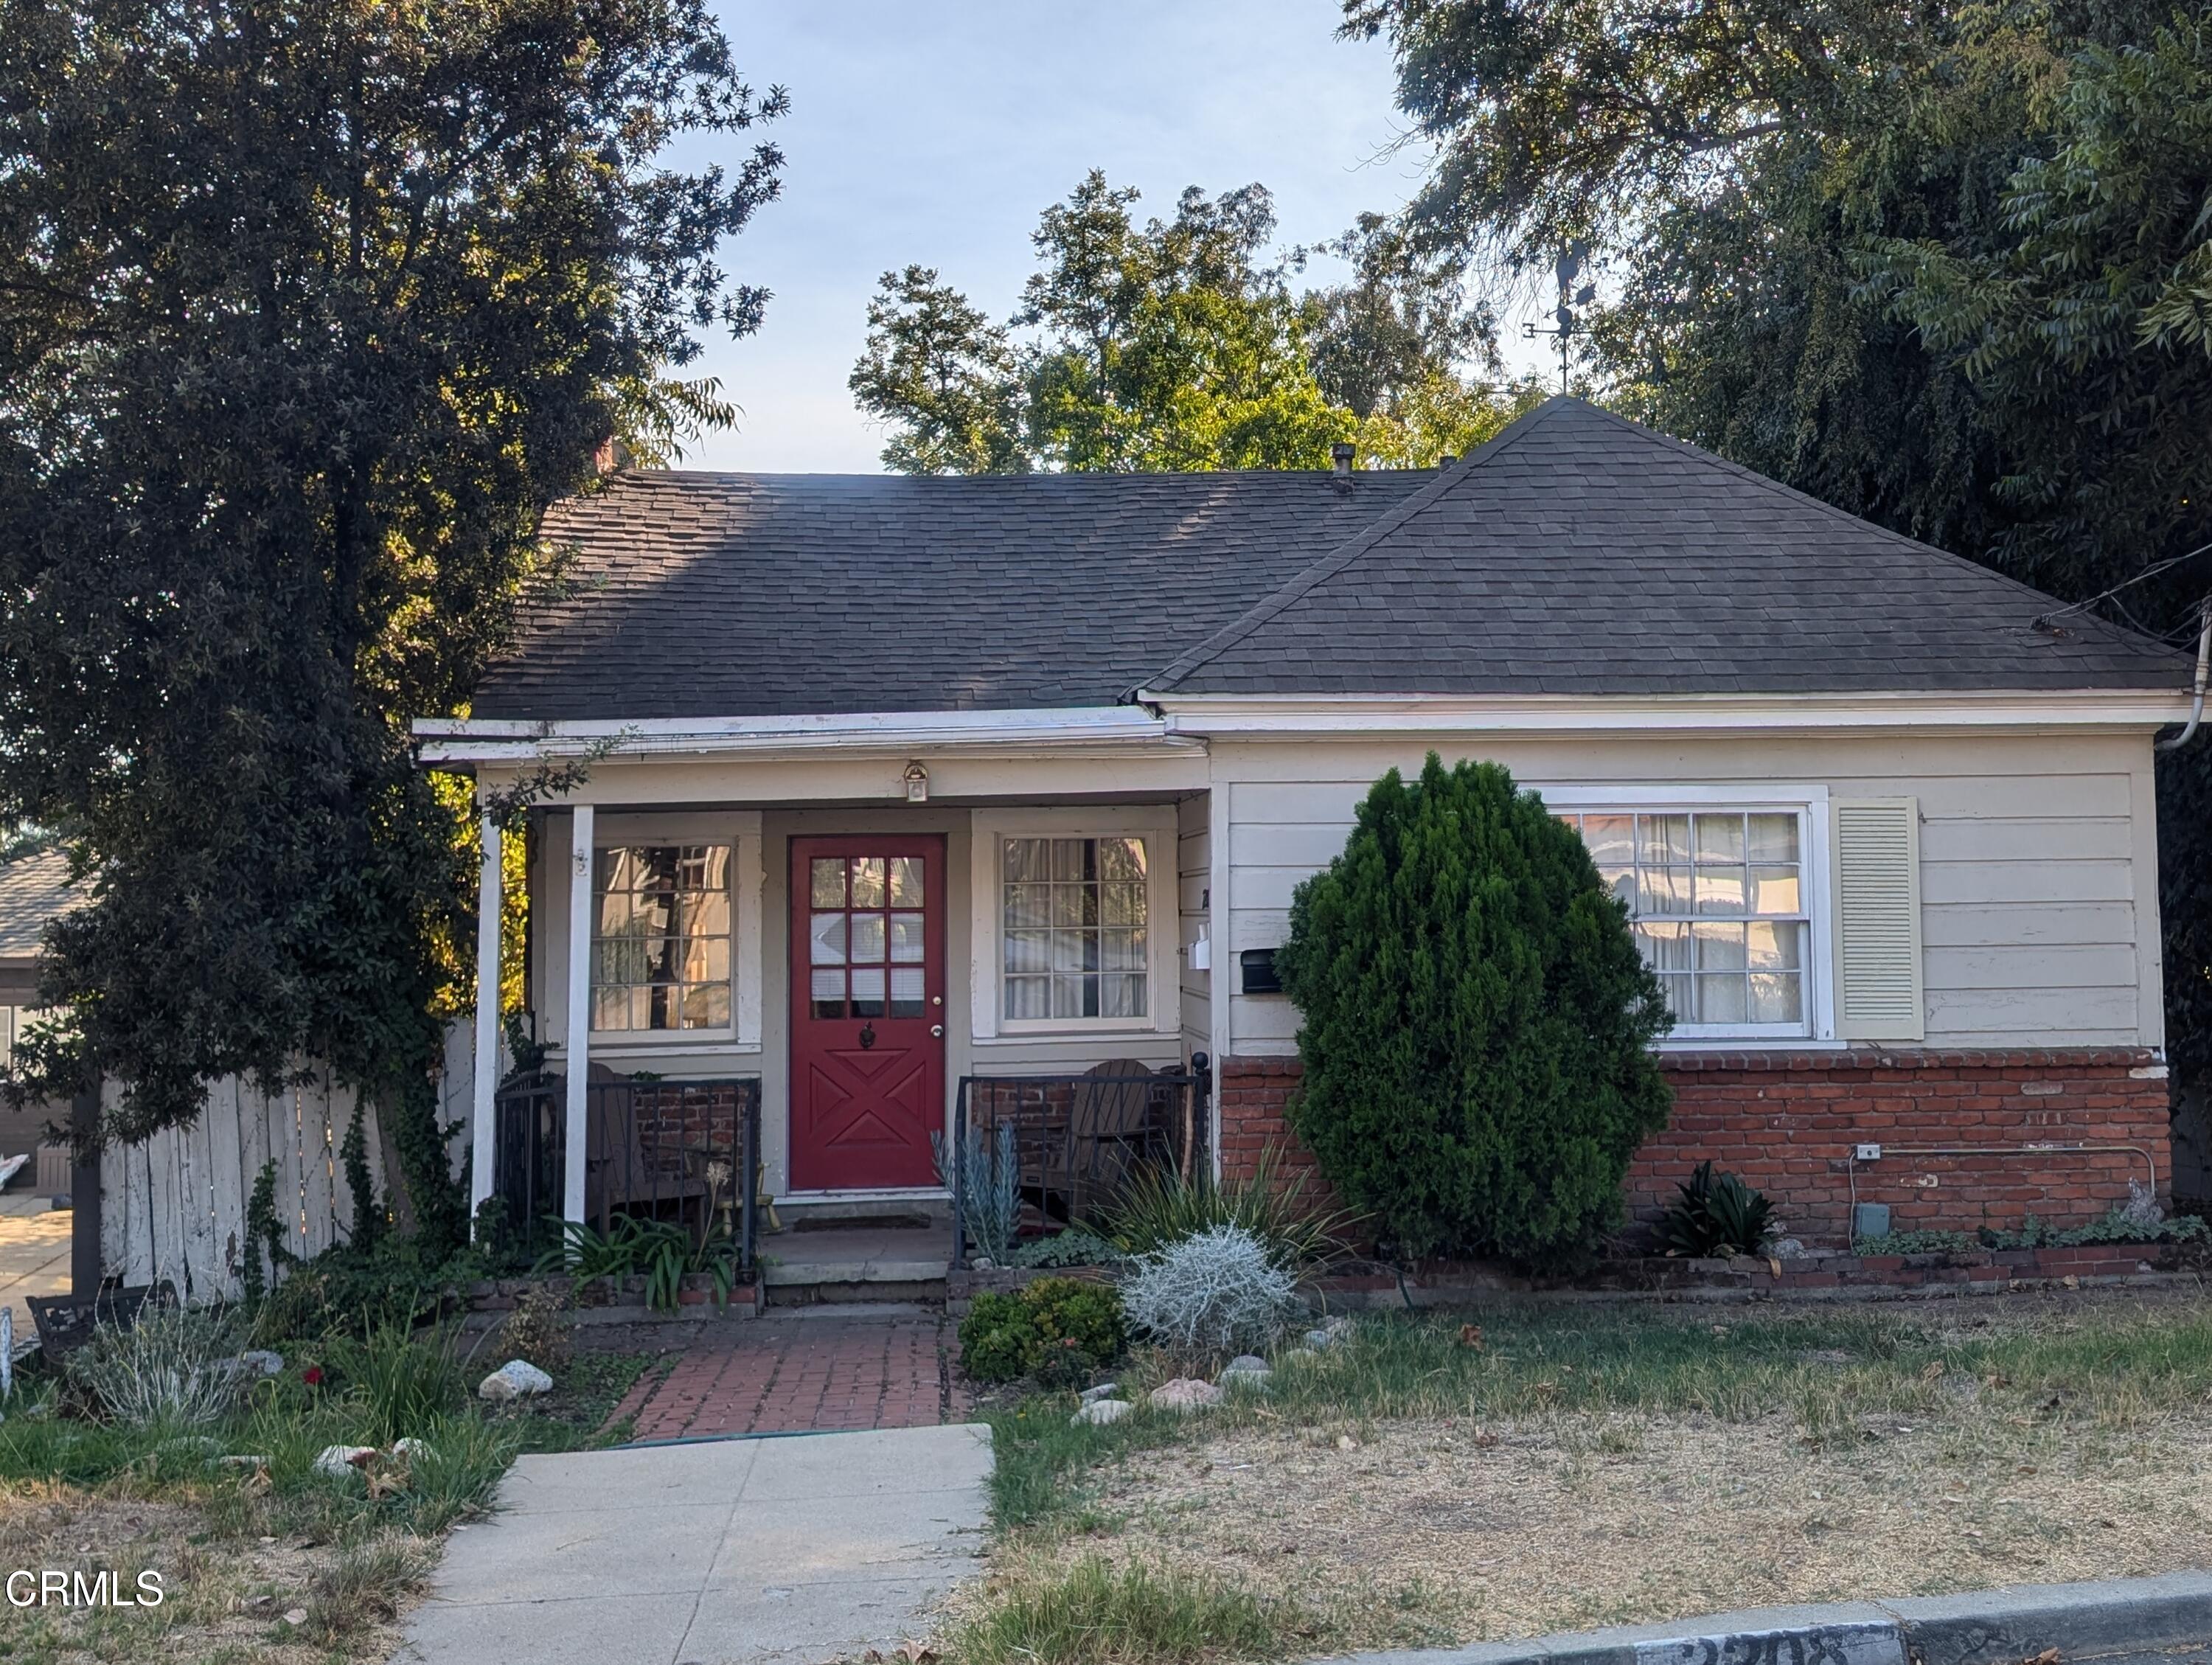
948,1555,1306,1665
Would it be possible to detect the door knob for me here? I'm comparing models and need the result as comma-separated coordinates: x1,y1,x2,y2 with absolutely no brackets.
930,1024,944,1038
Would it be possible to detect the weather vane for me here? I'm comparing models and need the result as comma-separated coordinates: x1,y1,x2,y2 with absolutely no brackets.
1523,240,1596,394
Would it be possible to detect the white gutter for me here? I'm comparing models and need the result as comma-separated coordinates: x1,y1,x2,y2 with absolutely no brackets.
1136,689,2200,736
413,704,1191,765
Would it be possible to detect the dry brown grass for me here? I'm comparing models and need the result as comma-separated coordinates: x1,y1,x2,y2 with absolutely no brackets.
1048,1405,2212,1645
0,1483,435,1664
956,1291,2212,1659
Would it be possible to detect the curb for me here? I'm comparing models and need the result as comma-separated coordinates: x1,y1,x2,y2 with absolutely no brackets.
1324,1571,2212,1665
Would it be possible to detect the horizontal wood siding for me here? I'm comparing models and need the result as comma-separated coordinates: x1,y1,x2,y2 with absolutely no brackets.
1217,734,2157,1054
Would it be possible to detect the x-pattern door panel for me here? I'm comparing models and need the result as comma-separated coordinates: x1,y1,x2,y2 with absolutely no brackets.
789,835,945,1191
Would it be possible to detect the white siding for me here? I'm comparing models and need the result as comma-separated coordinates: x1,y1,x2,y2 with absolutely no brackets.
1215,733,2160,1054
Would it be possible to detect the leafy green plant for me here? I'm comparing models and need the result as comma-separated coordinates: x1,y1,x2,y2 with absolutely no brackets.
1099,1147,1357,1270
535,1215,736,1312
959,1278,1125,1387
322,1319,465,1446
1010,1228,1126,1270
1658,1161,1775,1258
1853,1228,1982,1256
935,1119,1022,1264
1273,757,1674,1268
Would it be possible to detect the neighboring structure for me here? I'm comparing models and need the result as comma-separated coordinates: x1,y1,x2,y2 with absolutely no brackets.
0,851,80,1195
422,397,2194,1245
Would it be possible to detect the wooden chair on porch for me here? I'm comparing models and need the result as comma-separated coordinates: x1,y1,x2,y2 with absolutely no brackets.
583,1066,717,1233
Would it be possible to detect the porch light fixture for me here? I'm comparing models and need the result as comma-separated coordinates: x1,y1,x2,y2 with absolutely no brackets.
902,760,929,804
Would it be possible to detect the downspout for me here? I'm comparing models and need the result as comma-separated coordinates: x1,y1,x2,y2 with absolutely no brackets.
2157,602,2211,752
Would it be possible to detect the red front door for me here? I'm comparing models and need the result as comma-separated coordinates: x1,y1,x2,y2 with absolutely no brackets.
789,836,946,1191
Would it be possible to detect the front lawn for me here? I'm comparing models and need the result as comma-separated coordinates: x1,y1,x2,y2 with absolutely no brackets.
0,1324,651,1665
947,1290,2212,1665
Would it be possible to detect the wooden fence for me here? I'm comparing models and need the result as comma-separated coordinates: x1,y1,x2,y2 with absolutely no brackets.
95,1025,481,1301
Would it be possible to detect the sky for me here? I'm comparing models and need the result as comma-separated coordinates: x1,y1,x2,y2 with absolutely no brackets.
683,1,1481,474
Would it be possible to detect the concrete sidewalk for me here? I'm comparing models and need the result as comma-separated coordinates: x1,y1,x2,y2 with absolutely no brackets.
397,1422,992,1665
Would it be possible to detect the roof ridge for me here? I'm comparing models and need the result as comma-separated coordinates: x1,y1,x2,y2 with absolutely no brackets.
1133,399,1571,696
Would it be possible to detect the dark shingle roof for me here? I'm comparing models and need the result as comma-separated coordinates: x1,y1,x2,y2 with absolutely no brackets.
1147,398,2184,695
474,468,1433,719
0,852,79,963
473,397,2186,721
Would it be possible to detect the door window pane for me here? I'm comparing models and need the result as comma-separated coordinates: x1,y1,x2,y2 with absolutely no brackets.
849,914,886,964
849,858,886,908
810,858,846,906
810,913,847,964
851,967,886,1018
890,967,925,1018
889,913,925,962
591,844,735,1032
889,857,925,906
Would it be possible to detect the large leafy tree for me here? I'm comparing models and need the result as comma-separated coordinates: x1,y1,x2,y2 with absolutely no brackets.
1349,0,2212,1082
851,171,1537,473
0,0,785,1234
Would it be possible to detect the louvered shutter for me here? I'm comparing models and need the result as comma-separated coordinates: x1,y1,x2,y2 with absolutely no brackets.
1833,799,1923,1041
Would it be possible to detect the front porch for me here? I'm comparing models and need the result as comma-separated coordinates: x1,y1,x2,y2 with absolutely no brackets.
442,728,1220,1275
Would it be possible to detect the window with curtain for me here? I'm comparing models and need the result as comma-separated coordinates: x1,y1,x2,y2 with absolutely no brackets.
591,844,733,1032
1001,836,1148,1022
1556,810,1809,1032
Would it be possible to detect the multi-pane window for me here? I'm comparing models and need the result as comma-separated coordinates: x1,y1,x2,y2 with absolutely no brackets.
1557,810,1809,1031
809,854,928,1020
592,845,732,1032
1002,837,1148,1022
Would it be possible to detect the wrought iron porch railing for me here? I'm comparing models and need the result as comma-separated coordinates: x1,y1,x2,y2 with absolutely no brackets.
949,1060,1211,1266
490,1074,762,1276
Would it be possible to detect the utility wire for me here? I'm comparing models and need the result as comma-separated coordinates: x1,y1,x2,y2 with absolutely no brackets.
2032,540,2212,634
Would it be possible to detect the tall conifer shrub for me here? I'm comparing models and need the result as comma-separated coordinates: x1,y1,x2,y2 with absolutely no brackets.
1273,756,1673,1266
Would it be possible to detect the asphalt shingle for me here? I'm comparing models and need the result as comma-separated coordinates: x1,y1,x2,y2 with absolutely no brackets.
473,397,2186,721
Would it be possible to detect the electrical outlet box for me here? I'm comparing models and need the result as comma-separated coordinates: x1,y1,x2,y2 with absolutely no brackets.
1854,1142,1882,1161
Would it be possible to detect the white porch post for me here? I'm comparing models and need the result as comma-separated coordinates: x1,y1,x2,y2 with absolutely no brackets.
563,804,595,1224
468,810,502,1231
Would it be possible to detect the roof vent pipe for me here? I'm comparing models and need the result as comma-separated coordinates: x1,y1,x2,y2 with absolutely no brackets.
2157,599,2211,752
1330,442,1354,479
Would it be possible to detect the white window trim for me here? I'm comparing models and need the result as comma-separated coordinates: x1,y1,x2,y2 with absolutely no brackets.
585,811,764,1049
970,807,1180,1042
1536,784,1835,1046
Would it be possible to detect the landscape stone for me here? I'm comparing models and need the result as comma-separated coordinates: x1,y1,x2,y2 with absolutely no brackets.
1150,1377,1223,1412
392,1437,431,1459
477,1359,554,1402
313,1445,376,1477
1079,1382,1119,1404
236,1349,285,1377
1071,1397,1133,1426
1220,1355,1272,1388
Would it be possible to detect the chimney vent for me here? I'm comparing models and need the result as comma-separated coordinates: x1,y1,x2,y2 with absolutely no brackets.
1439,453,1458,467
1329,442,1355,479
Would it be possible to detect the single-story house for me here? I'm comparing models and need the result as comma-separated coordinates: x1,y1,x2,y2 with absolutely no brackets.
420,396,2193,1246
0,852,83,1197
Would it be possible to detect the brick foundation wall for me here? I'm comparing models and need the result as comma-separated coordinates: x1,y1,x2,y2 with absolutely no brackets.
1217,1049,2172,1247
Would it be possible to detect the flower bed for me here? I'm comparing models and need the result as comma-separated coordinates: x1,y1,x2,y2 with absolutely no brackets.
465,1272,759,1324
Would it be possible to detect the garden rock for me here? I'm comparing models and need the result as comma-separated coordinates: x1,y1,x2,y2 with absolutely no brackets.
391,1437,431,1460
1221,1355,1272,1388
313,1445,377,1477
1302,1327,1340,1349
1150,1377,1223,1412
235,1349,285,1377
1079,1382,1119,1404
1071,1397,1133,1426
478,1359,554,1402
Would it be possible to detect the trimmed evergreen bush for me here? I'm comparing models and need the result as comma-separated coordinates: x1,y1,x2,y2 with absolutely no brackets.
1273,755,1673,1267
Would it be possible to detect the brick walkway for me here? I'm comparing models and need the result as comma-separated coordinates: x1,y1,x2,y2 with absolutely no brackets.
608,1307,972,1442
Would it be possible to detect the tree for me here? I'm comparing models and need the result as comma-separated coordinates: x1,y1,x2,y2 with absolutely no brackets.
852,171,1531,472
1349,0,2212,1085
0,0,785,1238
1273,757,1673,1265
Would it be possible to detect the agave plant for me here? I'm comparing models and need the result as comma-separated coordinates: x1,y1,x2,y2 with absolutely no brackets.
932,1119,1020,1265
1659,1161,1775,1257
